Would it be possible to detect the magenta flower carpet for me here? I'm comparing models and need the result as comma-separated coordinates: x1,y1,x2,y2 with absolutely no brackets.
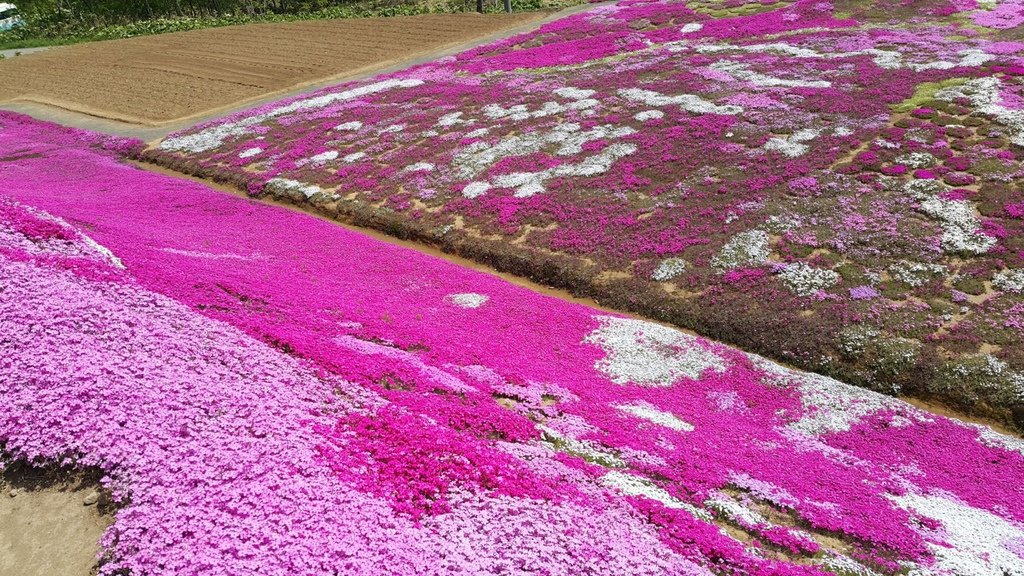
2,112,1023,575
146,0,1024,426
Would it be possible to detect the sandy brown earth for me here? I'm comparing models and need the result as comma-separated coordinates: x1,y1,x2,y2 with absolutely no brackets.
0,12,548,125
0,466,110,576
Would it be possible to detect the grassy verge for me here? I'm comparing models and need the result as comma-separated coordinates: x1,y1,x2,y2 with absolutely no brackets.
0,0,579,51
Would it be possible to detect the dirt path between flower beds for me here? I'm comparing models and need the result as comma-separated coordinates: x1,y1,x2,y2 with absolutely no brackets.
0,467,110,576
0,11,555,134
134,161,1023,439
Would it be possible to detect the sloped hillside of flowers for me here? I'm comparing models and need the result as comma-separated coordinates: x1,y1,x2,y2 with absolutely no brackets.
147,0,1024,427
3,113,1024,575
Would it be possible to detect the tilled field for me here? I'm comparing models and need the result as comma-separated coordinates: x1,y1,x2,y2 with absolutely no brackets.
0,12,548,124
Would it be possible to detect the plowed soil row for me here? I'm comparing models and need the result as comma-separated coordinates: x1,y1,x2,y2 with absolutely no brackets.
0,12,548,125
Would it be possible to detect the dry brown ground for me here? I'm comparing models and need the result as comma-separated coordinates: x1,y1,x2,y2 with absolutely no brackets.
0,466,110,576
0,12,548,125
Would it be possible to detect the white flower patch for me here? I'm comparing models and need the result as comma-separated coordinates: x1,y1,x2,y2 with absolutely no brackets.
600,471,711,519
834,126,854,137
465,127,490,139
967,423,1024,457
764,128,821,158
680,22,703,34
889,260,947,287
693,42,992,73
918,196,996,255
266,178,324,199
709,60,831,89
403,162,435,173
821,555,884,576
618,88,743,115
583,316,729,386
482,97,598,123
161,79,421,153
308,150,339,164
615,402,694,431
652,257,687,281
778,263,839,296
889,492,1024,576
712,230,771,271
446,292,489,308
936,77,1024,146
491,142,637,198
557,125,636,156
634,110,665,122
781,371,917,436
462,181,491,199
238,147,263,159
342,152,366,163
436,112,470,128
993,268,1024,293
454,124,580,179
554,87,596,100
895,152,936,168
379,124,406,134
334,121,363,131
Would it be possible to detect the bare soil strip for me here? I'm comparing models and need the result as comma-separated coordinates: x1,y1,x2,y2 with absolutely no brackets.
0,465,110,576
0,12,550,129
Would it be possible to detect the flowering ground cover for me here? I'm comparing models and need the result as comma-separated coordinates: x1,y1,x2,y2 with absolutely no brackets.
147,0,1024,428
4,112,1024,575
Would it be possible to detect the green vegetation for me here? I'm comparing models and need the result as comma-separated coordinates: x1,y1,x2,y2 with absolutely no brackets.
0,0,573,50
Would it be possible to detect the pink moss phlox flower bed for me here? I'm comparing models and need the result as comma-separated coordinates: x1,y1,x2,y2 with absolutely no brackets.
147,0,1024,427
4,113,1024,575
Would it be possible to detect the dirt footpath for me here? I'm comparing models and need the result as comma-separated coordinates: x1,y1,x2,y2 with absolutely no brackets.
0,467,110,576
0,12,547,125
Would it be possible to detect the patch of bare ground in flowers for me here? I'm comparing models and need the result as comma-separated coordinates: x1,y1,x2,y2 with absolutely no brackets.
0,461,113,576
0,12,550,126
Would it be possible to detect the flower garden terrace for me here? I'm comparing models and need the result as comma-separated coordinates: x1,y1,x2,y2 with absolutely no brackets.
3,111,1024,576
146,0,1024,429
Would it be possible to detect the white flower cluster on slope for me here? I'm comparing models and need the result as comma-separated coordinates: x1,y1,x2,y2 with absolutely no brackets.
692,42,993,73
764,128,821,158
584,316,729,386
457,122,638,198
889,260,947,287
618,88,743,115
600,471,711,520
903,179,995,255
888,492,1024,576
936,77,1024,146
894,152,936,168
918,196,996,254
446,293,489,308
615,402,694,432
712,230,771,271
778,262,840,296
993,268,1024,293
748,356,917,436
266,178,325,200
709,60,831,89
652,257,687,281
161,79,422,153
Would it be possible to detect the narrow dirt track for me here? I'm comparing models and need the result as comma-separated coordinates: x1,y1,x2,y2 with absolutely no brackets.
0,12,548,125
